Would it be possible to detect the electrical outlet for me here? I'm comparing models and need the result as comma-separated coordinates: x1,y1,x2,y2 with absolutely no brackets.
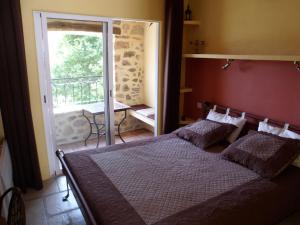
197,102,202,109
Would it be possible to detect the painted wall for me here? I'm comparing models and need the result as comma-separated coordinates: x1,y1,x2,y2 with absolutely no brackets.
184,0,300,125
20,0,164,180
143,23,158,108
184,59,300,126
189,0,300,55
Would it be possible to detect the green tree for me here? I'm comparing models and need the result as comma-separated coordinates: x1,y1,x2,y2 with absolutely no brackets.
52,35,103,78
51,34,104,106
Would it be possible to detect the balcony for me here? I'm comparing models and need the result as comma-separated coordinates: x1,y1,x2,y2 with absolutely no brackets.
52,76,103,113
51,76,152,150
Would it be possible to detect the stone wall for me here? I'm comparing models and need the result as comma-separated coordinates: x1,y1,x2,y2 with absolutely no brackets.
54,109,143,145
113,21,145,105
55,21,147,145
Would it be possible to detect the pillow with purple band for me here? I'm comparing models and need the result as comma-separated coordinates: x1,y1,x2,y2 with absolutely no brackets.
176,119,237,149
222,130,300,178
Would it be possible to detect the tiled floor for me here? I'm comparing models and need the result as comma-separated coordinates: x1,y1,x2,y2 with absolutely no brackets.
58,128,154,153
24,175,86,225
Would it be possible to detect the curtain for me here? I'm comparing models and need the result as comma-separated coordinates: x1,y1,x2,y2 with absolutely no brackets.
163,0,184,133
0,0,43,191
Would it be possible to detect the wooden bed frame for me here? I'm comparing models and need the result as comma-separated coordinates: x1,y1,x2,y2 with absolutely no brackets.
56,101,300,225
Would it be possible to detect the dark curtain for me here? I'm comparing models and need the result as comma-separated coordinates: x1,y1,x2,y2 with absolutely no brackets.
163,0,184,133
0,0,43,191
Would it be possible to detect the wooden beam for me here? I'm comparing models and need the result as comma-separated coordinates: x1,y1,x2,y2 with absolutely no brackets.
47,21,121,35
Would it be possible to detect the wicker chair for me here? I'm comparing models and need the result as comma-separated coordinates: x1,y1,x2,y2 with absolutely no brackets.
0,187,25,225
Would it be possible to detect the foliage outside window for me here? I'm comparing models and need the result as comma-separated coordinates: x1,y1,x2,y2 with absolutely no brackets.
49,32,104,107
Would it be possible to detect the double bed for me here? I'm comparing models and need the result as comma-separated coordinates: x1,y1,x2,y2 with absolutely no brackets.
57,104,300,225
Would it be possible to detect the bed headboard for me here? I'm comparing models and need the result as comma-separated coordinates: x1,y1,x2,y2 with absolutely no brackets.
202,102,300,137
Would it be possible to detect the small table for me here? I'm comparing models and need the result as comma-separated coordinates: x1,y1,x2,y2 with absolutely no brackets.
82,101,131,147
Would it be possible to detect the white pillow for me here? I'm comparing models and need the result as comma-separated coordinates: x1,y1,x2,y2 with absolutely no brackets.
206,109,247,143
279,129,300,140
257,121,300,168
223,115,247,143
279,129,300,168
258,121,282,135
206,110,226,122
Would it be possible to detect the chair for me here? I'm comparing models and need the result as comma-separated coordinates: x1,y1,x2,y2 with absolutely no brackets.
0,187,26,225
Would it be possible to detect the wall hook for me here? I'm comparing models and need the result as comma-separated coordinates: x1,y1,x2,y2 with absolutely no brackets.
222,59,234,70
294,61,300,72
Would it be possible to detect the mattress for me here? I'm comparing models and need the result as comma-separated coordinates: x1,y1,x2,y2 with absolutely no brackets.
64,134,300,225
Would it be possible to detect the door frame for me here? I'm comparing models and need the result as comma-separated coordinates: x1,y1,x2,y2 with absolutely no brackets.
33,12,115,176
34,12,161,177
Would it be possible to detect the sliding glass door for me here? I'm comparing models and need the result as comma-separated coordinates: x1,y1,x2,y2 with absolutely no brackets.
34,13,114,175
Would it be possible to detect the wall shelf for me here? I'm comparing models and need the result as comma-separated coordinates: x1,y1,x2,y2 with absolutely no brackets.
183,54,300,62
184,20,200,26
180,88,192,93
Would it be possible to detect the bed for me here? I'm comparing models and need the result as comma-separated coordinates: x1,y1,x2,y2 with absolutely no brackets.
56,103,300,225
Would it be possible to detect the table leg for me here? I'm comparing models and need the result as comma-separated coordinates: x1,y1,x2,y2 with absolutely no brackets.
118,110,127,143
93,115,101,148
82,110,92,146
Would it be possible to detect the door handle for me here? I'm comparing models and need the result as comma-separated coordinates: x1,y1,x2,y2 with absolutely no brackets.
43,95,47,103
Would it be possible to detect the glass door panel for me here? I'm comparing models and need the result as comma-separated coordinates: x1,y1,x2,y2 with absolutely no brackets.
46,18,112,152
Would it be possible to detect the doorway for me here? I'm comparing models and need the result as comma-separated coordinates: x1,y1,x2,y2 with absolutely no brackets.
34,12,160,176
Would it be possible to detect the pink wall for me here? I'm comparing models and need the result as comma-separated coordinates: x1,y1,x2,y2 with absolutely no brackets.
184,59,300,126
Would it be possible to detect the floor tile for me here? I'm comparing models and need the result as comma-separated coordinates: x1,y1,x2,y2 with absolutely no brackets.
23,178,60,201
25,198,47,225
56,175,68,192
45,190,78,216
47,209,86,225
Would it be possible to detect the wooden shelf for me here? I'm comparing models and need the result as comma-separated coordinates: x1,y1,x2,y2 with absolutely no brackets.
180,88,192,93
183,54,300,62
184,20,200,26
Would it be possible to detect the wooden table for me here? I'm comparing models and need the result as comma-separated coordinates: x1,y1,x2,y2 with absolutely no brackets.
82,101,131,147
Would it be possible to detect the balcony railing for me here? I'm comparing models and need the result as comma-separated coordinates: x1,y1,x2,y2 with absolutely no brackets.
51,76,104,107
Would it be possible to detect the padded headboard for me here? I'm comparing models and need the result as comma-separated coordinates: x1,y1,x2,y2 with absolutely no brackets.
202,101,300,137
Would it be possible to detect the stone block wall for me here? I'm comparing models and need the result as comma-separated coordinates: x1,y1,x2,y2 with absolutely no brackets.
113,21,145,105
54,110,143,145
55,21,148,145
